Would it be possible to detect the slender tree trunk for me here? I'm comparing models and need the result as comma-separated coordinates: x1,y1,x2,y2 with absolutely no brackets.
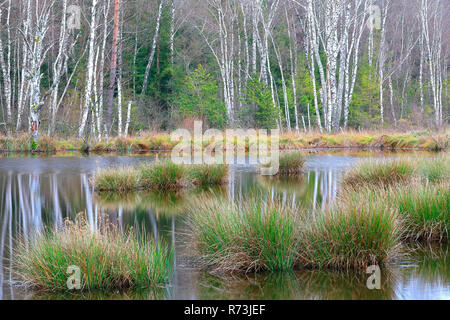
125,101,132,136
286,6,300,133
378,1,390,126
106,0,121,134
49,0,69,135
98,0,111,140
28,4,51,143
141,0,164,96
388,76,397,126
170,0,175,66
79,0,99,138
16,0,32,132
0,1,12,136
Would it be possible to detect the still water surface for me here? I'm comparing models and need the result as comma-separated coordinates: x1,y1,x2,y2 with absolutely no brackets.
0,151,448,300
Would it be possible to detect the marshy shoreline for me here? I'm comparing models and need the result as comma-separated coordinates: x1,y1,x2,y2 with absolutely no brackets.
0,130,448,154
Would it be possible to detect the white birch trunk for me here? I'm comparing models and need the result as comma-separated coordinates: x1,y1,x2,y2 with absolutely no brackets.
141,0,164,95
79,0,98,138
0,1,12,136
125,101,132,137
16,0,32,131
49,0,69,135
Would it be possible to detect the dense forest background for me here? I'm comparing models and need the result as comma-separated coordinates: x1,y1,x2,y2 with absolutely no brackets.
0,0,448,141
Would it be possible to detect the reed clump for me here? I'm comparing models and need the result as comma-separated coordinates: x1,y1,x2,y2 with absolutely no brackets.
390,183,449,242
343,156,449,189
299,190,402,270
416,156,449,183
277,152,306,175
92,161,229,192
187,193,402,273
341,179,449,243
13,215,173,291
139,161,185,190
91,166,141,192
343,159,415,188
187,164,229,186
187,197,300,273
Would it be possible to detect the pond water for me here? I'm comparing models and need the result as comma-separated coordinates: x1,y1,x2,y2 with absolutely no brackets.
0,151,448,300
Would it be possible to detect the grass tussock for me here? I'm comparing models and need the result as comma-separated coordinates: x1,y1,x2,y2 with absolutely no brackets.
92,161,229,191
343,156,449,189
299,190,402,270
187,164,229,186
187,197,300,273
91,167,141,192
416,156,450,183
187,193,402,273
390,183,449,242
342,180,449,243
13,215,173,291
139,161,185,190
277,152,306,175
343,159,415,188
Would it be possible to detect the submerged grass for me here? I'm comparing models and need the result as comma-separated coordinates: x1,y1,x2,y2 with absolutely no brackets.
13,215,173,291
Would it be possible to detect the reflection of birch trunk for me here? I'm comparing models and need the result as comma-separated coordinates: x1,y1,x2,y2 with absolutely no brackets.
30,174,42,230
149,212,158,242
50,174,63,229
82,174,95,232
17,175,29,239
312,171,319,210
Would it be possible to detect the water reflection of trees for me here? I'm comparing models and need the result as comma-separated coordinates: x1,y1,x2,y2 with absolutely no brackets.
0,171,176,299
253,168,341,210
394,244,449,299
193,269,397,300
1,164,448,300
